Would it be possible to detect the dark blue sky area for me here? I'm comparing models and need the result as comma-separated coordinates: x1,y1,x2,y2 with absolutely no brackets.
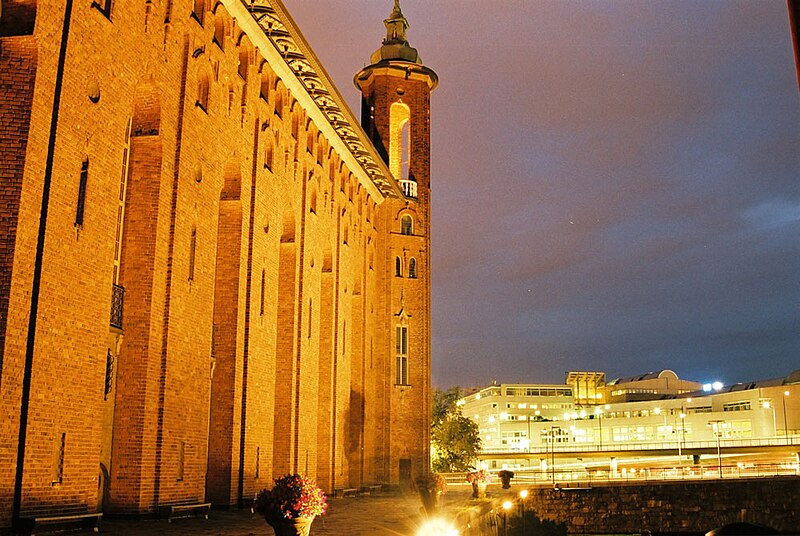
284,1,800,388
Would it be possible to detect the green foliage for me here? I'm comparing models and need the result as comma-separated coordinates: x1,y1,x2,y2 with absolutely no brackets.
431,386,481,473
432,386,464,423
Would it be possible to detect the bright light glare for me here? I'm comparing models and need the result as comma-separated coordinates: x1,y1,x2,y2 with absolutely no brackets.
502,500,513,510
702,383,712,392
519,489,529,499
417,518,459,536
712,381,723,391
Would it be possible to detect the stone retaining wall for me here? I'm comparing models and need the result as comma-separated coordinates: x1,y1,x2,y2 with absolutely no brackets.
522,477,800,533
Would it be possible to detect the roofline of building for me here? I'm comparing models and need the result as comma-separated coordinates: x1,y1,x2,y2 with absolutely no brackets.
229,0,405,201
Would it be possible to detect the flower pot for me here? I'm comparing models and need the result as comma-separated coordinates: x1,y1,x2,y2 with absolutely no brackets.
268,516,314,536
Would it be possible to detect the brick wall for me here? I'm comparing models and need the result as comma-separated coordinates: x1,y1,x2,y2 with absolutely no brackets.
0,0,433,525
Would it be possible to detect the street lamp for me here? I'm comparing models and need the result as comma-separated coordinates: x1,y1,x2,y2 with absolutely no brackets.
502,500,512,536
708,420,725,478
519,489,528,534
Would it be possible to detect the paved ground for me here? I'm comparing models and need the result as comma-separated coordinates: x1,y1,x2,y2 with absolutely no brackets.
98,487,494,535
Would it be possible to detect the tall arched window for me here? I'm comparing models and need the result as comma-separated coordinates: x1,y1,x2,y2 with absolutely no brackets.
389,102,411,180
400,215,413,235
196,73,210,112
213,15,225,49
192,0,205,25
238,46,249,80
395,256,402,277
408,258,417,279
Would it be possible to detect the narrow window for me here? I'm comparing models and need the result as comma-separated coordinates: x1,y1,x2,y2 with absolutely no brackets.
260,269,265,316
197,74,209,112
92,0,113,19
52,433,66,485
308,299,313,339
264,140,274,171
238,47,248,80
274,90,283,118
395,256,402,277
177,440,185,481
291,112,299,139
395,326,408,385
188,227,197,281
75,159,89,228
306,129,314,154
400,215,412,235
113,120,132,283
191,0,205,25
309,189,317,214
213,17,224,49
408,258,417,279
260,72,270,102
104,349,114,400
255,446,260,480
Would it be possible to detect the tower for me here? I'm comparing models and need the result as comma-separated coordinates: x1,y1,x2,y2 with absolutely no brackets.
355,1,438,486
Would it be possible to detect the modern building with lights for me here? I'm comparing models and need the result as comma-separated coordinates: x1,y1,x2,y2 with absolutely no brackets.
460,370,800,466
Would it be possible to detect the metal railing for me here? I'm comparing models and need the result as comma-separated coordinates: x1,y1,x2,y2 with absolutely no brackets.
110,283,125,331
479,435,800,456
440,462,800,487
400,179,417,198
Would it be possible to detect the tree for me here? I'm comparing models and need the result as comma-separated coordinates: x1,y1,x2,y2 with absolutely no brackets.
431,387,481,473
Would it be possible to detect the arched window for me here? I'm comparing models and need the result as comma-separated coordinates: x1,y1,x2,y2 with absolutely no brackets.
192,0,205,25
309,188,317,214
196,73,210,112
213,15,225,49
389,102,411,180
75,158,89,227
408,258,417,279
274,86,283,118
264,139,274,171
259,70,270,102
395,256,402,277
400,215,413,235
238,46,249,80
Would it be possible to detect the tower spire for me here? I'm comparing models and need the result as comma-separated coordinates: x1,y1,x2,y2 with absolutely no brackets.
383,0,409,46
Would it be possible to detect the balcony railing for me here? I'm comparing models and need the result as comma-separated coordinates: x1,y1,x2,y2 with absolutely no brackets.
110,283,125,331
400,179,417,199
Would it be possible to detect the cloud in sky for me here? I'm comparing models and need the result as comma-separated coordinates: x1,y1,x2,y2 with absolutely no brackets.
284,0,800,388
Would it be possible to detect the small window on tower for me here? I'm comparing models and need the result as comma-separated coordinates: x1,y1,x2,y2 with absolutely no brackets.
400,215,413,235
395,256,402,277
408,258,417,279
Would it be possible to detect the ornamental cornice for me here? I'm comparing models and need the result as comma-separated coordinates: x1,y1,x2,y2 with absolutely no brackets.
225,0,404,201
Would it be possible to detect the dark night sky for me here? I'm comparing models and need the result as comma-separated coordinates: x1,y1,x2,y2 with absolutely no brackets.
283,1,800,388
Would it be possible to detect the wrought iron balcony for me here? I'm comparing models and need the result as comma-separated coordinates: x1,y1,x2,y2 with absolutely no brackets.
400,179,417,199
110,283,125,332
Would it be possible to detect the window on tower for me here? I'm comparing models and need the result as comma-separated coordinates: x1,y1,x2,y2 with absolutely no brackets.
395,325,408,385
400,215,413,235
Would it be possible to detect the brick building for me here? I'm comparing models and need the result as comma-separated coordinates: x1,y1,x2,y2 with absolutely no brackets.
0,0,435,528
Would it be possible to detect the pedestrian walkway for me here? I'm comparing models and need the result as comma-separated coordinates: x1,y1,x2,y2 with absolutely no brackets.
98,488,487,535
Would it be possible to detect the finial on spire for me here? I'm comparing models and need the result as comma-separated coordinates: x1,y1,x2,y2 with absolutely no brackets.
383,0,409,46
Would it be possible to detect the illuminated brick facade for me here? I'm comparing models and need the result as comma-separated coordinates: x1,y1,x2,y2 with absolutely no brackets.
0,0,434,527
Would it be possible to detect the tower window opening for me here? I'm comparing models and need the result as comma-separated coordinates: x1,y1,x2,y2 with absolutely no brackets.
395,325,408,385
400,215,412,235
389,102,411,180
409,258,417,279
75,159,89,228
395,256,402,277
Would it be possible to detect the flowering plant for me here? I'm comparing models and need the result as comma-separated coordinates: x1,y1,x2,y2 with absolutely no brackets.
252,474,328,522
466,469,490,484
417,473,448,494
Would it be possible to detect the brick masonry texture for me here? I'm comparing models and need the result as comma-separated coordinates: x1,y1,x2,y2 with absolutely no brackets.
0,0,434,526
